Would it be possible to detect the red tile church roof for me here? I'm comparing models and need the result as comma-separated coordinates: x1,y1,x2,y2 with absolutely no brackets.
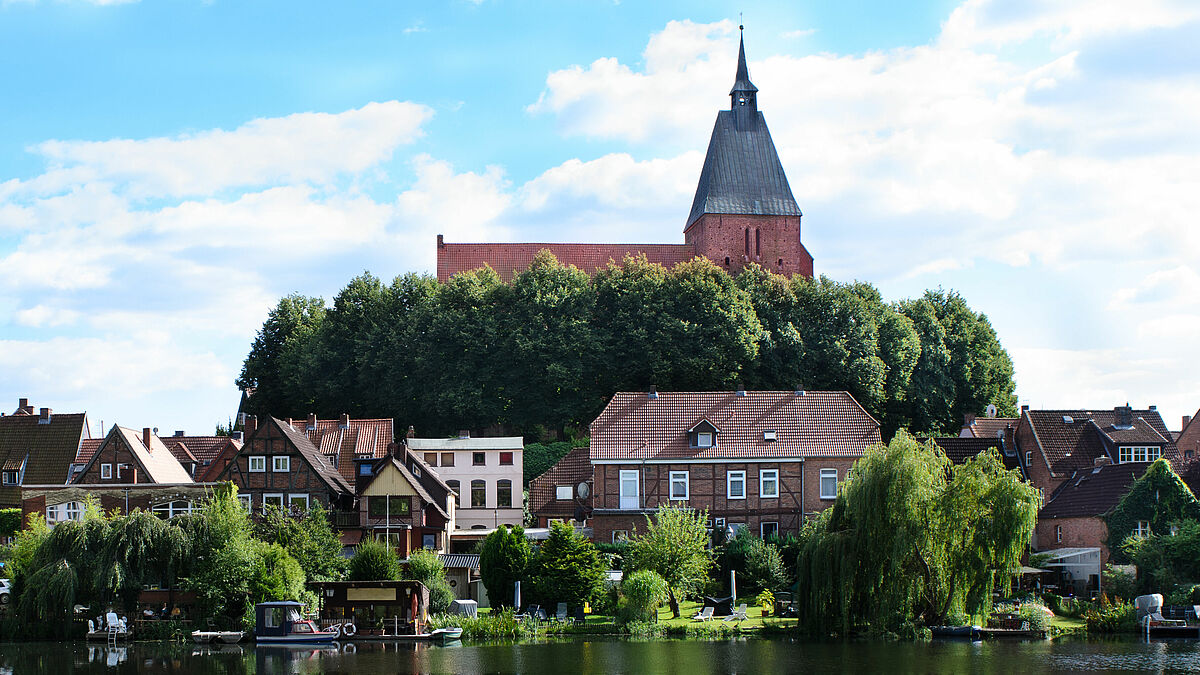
437,242,697,282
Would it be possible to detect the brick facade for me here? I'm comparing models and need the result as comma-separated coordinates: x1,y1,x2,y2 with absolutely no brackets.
684,213,813,278
214,417,352,512
75,430,150,484
1035,516,1111,564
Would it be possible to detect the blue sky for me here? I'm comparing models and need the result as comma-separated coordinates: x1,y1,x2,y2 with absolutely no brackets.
2,0,1199,437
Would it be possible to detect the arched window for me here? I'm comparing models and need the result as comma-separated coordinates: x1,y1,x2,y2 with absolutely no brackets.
755,228,761,257
152,500,194,519
447,480,460,508
471,480,486,508
744,228,750,254
497,479,513,508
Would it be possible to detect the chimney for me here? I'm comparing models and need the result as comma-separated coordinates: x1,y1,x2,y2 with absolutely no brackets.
437,234,445,249
38,407,51,424
648,385,658,400
964,412,977,428
406,425,415,439
735,384,746,397
174,430,185,437
307,412,317,430
1115,404,1133,429
232,431,244,442
339,413,350,429
143,427,153,451
1094,455,1112,467
1149,405,1157,411
1184,415,1192,430
1021,405,1030,414
458,429,470,439
18,398,28,411
245,415,257,438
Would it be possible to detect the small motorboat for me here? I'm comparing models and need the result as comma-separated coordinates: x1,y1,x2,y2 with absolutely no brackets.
430,626,463,642
930,625,982,640
254,601,339,644
192,630,245,644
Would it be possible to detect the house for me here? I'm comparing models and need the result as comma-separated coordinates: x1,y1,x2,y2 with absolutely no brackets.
1175,409,1200,464
22,482,219,524
436,31,812,282
159,432,243,479
407,430,523,531
959,412,1019,440
212,415,354,514
286,413,394,486
354,447,456,555
587,388,882,543
529,445,593,527
0,400,91,506
72,426,194,485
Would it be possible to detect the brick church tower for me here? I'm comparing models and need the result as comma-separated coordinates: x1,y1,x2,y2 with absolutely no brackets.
684,29,813,277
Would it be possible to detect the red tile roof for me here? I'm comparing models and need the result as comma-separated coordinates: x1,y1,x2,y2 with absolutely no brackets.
1039,462,1144,519
76,438,103,464
590,390,881,461
529,446,592,517
437,242,698,282
287,417,393,483
161,436,238,465
1025,409,1177,477
962,417,1018,439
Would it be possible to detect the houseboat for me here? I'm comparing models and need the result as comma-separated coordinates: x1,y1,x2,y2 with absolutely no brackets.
307,580,430,639
254,601,340,644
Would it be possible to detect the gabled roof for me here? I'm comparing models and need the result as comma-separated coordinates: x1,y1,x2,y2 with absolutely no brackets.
271,417,353,494
73,426,194,484
161,435,239,465
529,445,592,516
364,455,449,520
961,417,1017,439
590,390,880,461
287,417,393,483
1025,408,1177,477
923,437,1019,471
0,411,89,484
1039,462,1145,519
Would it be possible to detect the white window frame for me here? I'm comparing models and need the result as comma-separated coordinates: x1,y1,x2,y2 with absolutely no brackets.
761,521,779,538
1055,524,1062,543
117,463,130,479
288,493,310,511
2,471,18,485
612,530,629,543
100,463,112,480
819,468,838,500
248,456,266,472
1025,451,1032,467
237,494,252,511
669,471,690,500
263,493,284,512
1135,520,1151,538
152,500,194,519
1120,446,1160,463
714,517,726,530
759,469,779,499
555,485,572,501
65,501,82,521
619,470,640,510
696,431,713,448
272,456,291,473
727,470,746,499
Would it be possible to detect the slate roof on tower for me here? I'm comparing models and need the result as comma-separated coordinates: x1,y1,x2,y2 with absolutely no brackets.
686,33,801,228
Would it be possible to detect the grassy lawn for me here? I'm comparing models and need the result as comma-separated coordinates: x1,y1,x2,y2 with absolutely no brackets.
654,599,793,631
1050,614,1086,633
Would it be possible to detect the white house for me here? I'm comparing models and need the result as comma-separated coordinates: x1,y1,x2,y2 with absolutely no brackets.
407,431,524,530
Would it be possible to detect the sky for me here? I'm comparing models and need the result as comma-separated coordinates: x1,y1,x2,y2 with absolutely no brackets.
2,0,1199,438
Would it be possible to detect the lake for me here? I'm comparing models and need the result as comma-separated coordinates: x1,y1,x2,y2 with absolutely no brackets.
3,637,1200,673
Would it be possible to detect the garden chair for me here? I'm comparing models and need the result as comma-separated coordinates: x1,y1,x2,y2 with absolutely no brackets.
573,606,586,625
692,606,714,622
555,603,568,623
723,604,748,622
515,604,540,621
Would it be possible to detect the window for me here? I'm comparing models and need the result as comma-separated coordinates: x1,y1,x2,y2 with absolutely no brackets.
556,485,572,500
441,453,455,467
424,453,438,466
761,521,779,538
1055,524,1062,543
272,456,290,472
744,227,750,254
499,452,514,466
237,494,252,511
152,500,194,519
473,452,486,466
471,480,486,508
117,463,130,479
669,471,690,500
100,464,112,480
819,468,838,499
249,456,266,472
760,469,779,499
1171,524,1180,536
696,432,713,448
1025,451,1032,467
263,494,284,512
2,471,17,485
288,494,310,511
714,517,726,530
755,228,760,257
497,479,513,508
447,480,460,507
1119,446,1161,463
368,496,411,518
612,530,629,543
729,523,746,536
727,471,746,499
423,533,437,549
1135,520,1151,538
358,463,373,476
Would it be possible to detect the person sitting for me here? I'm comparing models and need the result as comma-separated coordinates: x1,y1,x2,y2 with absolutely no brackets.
159,603,169,620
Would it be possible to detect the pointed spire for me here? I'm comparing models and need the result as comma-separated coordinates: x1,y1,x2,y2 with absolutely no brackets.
730,25,758,96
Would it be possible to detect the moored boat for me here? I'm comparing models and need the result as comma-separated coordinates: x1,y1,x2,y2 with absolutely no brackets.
254,601,339,644
430,627,463,642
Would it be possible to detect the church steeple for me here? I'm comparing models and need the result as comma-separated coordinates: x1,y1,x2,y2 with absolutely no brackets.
730,26,758,128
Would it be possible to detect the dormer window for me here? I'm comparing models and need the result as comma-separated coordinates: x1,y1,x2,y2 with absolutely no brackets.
1118,446,1160,463
697,432,713,448
688,420,720,449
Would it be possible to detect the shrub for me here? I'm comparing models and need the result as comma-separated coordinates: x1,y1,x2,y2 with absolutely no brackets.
1104,565,1137,602
479,526,532,608
404,549,455,614
619,569,667,624
1084,601,1137,633
530,522,606,607
348,538,400,581
426,608,536,640
1017,603,1050,633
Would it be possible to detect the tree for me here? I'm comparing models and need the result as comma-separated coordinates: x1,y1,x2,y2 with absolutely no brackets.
625,503,714,618
404,549,456,614
236,293,326,417
348,538,400,581
619,569,667,624
719,528,788,595
479,525,532,608
1106,459,1200,565
794,433,1041,635
255,504,347,582
530,521,606,607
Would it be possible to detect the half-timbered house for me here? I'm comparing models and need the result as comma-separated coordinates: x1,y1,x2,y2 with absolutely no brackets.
72,425,194,485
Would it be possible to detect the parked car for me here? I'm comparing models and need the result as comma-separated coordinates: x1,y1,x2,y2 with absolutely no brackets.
0,578,11,604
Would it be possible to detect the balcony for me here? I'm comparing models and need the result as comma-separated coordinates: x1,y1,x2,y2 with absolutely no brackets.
329,510,361,529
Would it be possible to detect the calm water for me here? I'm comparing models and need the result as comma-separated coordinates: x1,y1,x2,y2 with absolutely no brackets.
2,637,1200,674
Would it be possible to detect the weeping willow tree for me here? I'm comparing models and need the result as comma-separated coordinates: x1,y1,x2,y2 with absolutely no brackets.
795,432,1040,636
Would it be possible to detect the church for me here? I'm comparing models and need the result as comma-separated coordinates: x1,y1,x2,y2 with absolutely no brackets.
436,32,813,282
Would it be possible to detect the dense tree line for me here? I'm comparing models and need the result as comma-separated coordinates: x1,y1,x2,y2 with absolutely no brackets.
237,252,1017,439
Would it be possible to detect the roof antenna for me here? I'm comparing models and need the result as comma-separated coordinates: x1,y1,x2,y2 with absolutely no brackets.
739,13,744,32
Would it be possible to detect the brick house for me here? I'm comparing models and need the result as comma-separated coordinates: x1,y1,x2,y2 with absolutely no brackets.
958,412,1019,440
1174,409,1200,464
588,389,881,543
212,415,354,514
355,448,456,555
159,432,243,479
22,482,220,525
72,425,193,485
436,32,812,282
529,445,593,528
407,431,523,530
0,400,91,506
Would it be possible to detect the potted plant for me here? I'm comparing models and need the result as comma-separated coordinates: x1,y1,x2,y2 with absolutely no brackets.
756,590,775,618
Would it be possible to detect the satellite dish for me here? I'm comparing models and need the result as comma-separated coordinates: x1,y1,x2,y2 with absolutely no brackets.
985,404,998,418
576,482,591,499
